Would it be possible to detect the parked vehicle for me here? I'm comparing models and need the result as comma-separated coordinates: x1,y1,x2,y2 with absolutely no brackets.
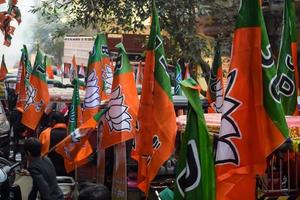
0,157,22,200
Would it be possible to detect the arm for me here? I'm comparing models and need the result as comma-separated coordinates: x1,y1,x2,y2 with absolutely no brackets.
29,167,52,200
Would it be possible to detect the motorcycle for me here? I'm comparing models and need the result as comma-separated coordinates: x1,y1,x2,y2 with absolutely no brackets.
0,157,22,200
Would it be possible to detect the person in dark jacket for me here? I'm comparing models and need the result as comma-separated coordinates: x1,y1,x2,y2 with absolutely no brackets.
39,111,68,176
24,137,64,200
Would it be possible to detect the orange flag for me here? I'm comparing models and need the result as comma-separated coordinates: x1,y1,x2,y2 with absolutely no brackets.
134,2,177,194
45,56,54,79
83,33,112,122
0,55,8,81
21,48,50,130
15,45,32,111
55,110,106,173
101,43,139,149
215,0,288,199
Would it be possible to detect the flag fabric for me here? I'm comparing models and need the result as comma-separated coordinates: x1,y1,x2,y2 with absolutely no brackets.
83,34,107,122
0,55,8,81
207,42,224,113
101,43,139,149
70,55,78,83
79,63,85,78
174,78,215,200
63,63,70,78
21,47,50,130
276,0,298,115
15,45,32,111
184,63,190,79
136,61,143,85
56,64,62,77
134,1,177,194
68,78,83,132
55,110,106,173
215,1,289,200
45,56,54,79
174,62,182,95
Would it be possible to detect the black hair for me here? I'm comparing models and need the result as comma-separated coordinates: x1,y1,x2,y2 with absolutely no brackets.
24,137,41,157
49,111,65,124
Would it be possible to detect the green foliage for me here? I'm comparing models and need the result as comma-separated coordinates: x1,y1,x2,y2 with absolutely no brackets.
32,0,239,78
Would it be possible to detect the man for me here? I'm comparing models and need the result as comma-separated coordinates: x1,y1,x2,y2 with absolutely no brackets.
39,111,68,176
24,137,64,200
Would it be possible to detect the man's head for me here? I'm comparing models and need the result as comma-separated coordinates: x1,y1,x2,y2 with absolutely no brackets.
24,137,41,158
49,111,65,127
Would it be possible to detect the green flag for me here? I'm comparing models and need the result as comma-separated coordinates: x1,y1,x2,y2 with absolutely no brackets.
174,78,215,200
276,0,298,115
69,78,82,132
174,62,182,95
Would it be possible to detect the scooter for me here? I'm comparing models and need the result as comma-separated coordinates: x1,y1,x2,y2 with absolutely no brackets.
0,157,22,200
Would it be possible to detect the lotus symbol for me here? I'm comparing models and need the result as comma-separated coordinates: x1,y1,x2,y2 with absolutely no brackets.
105,86,132,132
84,70,100,108
24,84,36,111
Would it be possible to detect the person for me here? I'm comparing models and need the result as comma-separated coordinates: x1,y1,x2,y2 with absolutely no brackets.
24,137,64,200
39,111,68,176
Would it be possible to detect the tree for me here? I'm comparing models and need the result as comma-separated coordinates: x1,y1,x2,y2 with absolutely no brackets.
32,0,240,81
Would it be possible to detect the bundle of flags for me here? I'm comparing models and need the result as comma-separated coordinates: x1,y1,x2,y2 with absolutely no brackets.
10,0,299,199
0,0,21,46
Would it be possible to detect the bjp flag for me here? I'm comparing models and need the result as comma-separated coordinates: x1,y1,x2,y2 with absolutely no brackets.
21,48,50,130
15,45,32,111
45,56,54,79
101,43,139,149
134,1,177,194
276,0,298,115
55,110,106,173
83,34,109,122
215,0,288,199
0,55,8,81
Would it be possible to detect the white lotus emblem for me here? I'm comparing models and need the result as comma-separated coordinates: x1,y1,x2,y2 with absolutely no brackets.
84,70,100,108
24,84,36,111
102,64,113,95
105,86,132,132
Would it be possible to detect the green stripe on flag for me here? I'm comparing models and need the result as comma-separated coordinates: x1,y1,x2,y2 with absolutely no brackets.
114,43,133,76
32,47,46,83
148,1,173,101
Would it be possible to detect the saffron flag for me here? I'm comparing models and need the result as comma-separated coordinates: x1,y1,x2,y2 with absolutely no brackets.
174,78,215,200
15,45,32,111
0,55,8,81
101,43,139,149
277,0,298,115
55,110,106,173
21,47,50,130
174,62,182,95
83,34,107,122
70,55,78,83
215,0,289,200
207,42,224,113
134,1,177,194
45,56,54,79
79,63,85,78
